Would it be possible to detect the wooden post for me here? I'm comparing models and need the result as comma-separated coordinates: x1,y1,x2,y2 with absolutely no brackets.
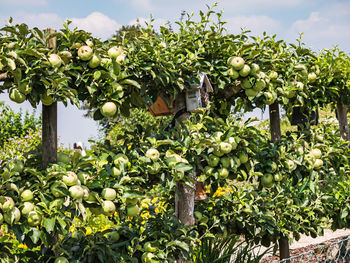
269,102,290,261
336,99,349,141
42,28,57,168
42,103,57,167
269,102,281,141
174,111,195,225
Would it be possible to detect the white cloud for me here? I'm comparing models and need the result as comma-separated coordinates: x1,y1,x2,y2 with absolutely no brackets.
71,12,121,39
225,15,281,35
0,12,63,30
0,0,47,5
0,12,120,40
286,2,350,51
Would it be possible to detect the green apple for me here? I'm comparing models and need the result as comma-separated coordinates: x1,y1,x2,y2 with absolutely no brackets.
148,162,161,175
228,68,240,79
239,64,251,77
239,152,248,164
225,137,237,150
27,210,42,226
241,78,252,89
264,92,275,105
108,46,123,59
274,173,283,182
62,171,78,186
286,160,296,171
208,154,220,167
18,82,32,95
313,159,323,169
250,63,260,76
228,56,245,70
1,197,15,212
145,148,160,161
245,88,259,98
194,211,202,222
112,167,122,177
213,148,225,157
69,185,84,199
218,167,229,179
21,202,35,215
101,102,117,117
106,231,120,242
127,205,139,217
9,89,26,104
220,156,231,168
78,45,93,61
102,200,116,216
54,257,69,263
41,92,54,106
141,252,155,263
88,53,101,68
48,54,62,67
4,207,21,225
81,186,90,200
311,148,322,159
261,174,273,188
308,72,317,83
21,189,34,201
253,79,266,91
204,166,214,176
114,154,129,166
269,71,278,79
57,152,71,164
219,142,232,154
101,188,116,201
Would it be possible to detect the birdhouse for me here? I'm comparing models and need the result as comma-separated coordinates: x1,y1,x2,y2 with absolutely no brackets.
186,73,213,112
147,95,173,117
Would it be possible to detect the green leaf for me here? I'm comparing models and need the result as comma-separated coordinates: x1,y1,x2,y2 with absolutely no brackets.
166,240,189,252
174,162,193,172
43,217,55,233
120,79,141,89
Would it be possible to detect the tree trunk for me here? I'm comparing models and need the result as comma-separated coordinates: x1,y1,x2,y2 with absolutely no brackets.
269,103,290,261
279,237,290,262
176,173,196,225
269,102,281,141
42,102,57,168
42,28,57,169
336,99,349,141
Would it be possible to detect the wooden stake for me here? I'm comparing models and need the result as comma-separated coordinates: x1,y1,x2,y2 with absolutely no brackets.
336,99,349,141
269,102,281,141
42,103,57,168
42,28,57,168
269,102,290,261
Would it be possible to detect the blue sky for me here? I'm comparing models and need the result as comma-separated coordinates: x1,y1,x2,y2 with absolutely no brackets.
0,0,349,147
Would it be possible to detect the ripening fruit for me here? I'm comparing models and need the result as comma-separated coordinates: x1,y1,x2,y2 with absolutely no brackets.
228,56,245,70
101,102,117,117
78,45,93,61
101,188,117,201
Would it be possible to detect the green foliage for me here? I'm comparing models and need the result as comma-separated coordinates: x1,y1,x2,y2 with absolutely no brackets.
0,102,41,148
192,236,269,263
107,108,172,146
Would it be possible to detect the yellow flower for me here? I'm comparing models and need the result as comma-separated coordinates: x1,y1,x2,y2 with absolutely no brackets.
85,227,93,235
18,243,27,249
